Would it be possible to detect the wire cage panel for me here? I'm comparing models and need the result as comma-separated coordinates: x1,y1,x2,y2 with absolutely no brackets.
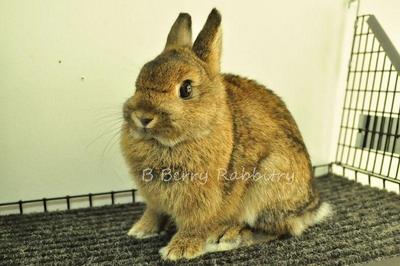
335,14,400,192
0,189,137,215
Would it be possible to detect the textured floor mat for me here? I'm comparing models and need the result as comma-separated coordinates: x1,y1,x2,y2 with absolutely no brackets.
1,174,400,265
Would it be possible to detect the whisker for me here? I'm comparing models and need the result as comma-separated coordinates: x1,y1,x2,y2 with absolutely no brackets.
86,120,123,148
93,113,123,124
93,117,124,127
101,128,122,158
108,131,123,154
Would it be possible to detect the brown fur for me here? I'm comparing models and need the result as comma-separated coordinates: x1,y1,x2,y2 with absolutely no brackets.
120,8,331,261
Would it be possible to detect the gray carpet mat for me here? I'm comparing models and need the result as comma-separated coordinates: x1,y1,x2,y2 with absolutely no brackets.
1,174,400,265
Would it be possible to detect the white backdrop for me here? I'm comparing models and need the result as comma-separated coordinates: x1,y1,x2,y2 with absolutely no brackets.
0,0,351,203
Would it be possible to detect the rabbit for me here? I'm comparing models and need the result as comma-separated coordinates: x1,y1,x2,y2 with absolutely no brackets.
120,8,332,261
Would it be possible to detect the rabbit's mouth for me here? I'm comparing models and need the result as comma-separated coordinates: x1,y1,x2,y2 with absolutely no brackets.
128,124,186,147
130,126,155,139
128,125,179,145
153,135,185,147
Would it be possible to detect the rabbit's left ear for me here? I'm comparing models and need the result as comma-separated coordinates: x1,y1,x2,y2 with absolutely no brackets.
192,8,222,74
164,13,192,51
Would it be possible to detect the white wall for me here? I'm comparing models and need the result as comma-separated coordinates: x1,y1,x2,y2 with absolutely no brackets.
0,0,348,204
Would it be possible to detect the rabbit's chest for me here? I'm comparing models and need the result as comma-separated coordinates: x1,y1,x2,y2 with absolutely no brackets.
137,172,203,214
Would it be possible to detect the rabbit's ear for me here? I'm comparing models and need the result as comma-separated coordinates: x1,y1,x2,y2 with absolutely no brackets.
192,8,222,74
164,13,192,51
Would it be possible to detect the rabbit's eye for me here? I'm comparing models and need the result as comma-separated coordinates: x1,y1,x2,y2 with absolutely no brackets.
179,80,193,99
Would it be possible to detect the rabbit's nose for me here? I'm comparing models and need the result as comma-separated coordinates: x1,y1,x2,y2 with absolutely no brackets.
140,117,153,127
131,111,155,128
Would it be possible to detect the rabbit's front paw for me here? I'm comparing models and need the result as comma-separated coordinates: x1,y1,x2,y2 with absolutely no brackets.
219,226,242,243
206,226,243,252
160,235,205,261
127,220,160,239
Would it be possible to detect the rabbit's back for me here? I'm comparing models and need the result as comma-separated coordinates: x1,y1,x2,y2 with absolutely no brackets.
223,73,308,156
222,74,316,225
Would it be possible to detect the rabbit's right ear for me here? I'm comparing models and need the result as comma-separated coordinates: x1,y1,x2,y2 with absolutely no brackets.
164,13,192,51
192,9,222,74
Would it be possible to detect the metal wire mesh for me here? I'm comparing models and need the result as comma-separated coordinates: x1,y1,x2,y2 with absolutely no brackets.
0,189,137,215
335,15,400,192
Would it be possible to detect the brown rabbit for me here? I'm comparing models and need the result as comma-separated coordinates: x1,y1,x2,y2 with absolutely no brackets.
120,8,331,261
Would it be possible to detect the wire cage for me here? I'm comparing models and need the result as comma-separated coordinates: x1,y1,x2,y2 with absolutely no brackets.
333,14,400,193
0,189,137,215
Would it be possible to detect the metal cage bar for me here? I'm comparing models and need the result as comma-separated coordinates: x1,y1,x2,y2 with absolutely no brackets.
0,165,334,215
335,14,400,192
367,16,400,76
0,189,137,215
